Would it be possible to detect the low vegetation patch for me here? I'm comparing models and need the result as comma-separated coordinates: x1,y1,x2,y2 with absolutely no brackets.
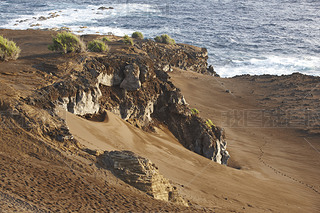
48,32,85,53
154,34,175,45
0,35,21,61
206,119,215,128
123,35,134,46
190,108,199,116
102,37,111,42
88,39,109,52
132,31,144,39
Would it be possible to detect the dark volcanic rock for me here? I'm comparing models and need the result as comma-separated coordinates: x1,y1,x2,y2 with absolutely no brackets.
136,40,209,74
120,63,141,91
29,39,229,164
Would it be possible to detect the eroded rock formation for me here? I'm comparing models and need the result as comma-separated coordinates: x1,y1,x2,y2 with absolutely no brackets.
98,151,188,206
29,39,229,165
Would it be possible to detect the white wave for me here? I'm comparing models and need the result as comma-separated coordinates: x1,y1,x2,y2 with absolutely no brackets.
216,55,320,77
1,3,160,36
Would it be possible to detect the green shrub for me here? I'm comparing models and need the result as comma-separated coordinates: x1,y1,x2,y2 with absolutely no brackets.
206,119,215,128
154,34,175,45
161,34,176,45
88,39,109,52
0,35,21,61
48,32,85,53
123,35,133,46
191,108,199,116
154,36,162,43
102,37,110,42
132,31,144,39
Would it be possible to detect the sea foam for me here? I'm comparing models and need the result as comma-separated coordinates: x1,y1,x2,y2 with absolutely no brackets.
1,1,319,77
2,4,160,36
216,55,320,77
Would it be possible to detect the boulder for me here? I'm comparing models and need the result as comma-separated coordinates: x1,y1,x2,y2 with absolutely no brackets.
98,6,108,10
97,71,123,87
120,64,141,91
99,151,188,206
38,16,47,21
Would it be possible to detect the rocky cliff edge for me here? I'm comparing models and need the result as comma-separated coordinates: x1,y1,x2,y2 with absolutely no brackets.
27,38,229,165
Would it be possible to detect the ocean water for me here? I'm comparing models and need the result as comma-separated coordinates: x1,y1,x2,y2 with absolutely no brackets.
0,0,319,77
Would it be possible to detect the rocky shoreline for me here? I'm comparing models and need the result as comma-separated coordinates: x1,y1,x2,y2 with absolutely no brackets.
0,29,319,212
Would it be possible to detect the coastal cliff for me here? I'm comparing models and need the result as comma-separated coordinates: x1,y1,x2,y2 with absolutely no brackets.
28,38,229,165
1,30,319,212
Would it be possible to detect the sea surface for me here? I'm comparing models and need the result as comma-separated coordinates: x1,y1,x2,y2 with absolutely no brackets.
1,0,319,77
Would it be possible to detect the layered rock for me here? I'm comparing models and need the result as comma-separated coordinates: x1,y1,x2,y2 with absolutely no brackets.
98,151,188,206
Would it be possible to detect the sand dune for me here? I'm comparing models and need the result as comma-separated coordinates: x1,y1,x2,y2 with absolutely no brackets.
64,101,319,212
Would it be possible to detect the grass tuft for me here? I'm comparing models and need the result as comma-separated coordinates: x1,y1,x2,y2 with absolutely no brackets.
48,32,86,53
0,35,21,61
154,34,175,45
191,108,199,116
206,119,215,128
132,31,144,40
88,39,109,52
123,35,134,46
102,37,111,42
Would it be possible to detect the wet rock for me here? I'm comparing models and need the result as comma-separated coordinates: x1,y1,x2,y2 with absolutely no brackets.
98,6,114,10
98,6,113,10
18,19,29,23
38,16,47,21
30,23,41,27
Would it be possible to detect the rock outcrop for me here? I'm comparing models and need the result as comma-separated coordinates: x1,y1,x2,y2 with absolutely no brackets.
98,151,188,206
136,40,209,74
120,63,141,91
29,39,230,165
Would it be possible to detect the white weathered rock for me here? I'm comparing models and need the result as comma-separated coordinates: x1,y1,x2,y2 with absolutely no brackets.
162,64,170,72
214,139,222,164
57,87,101,116
97,72,123,87
143,101,154,122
